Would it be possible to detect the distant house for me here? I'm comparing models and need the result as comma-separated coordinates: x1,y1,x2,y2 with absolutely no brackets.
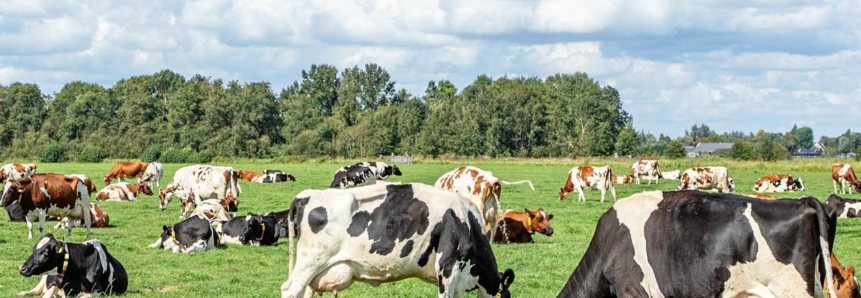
687,142,734,157
791,142,825,158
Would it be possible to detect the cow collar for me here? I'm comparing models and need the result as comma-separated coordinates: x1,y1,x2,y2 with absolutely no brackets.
496,283,503,298
170,228,177,241
255,217,266,241
56,241,70,279
17,193,23,204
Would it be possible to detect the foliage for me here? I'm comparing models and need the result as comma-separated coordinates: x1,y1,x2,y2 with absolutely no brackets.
729,141,754,160
77,146,107,163
665,141,687,158
40,143,67,163
614,125,637,156
140,145,161,162
191,149,215,163
160,147,193,163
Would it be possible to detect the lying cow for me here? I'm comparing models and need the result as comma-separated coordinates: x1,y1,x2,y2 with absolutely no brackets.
281,183,516,298
659,170,680,180
355,162,402,180
559,166,616,202
611,173,633,184
0,174,92,239
0,162,37,183
833,163,861,195
56,204,110,229
159,165,241,217
217,213,281,246
190,199,232,222
435,166,534,240
96,182,153,201
17,234,127,297
826,194,861,219
631,160,659,184
148,214,219,254
329,164,376,188
139,162,164,189
237,170,297,183
676,166,735,193
493,208,554,244
177,192,239,219
828,253,861,298
104,161,149,186
753,174,805,193
556,190,838,298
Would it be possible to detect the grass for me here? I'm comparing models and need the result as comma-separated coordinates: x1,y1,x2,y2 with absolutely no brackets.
2,159,861,297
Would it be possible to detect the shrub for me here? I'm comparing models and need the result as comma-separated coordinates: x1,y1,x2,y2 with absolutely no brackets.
77,146,106,163
665,141,687,159
191,149,215,163
160,147,192,163
140,145,161,162
40,143,67,163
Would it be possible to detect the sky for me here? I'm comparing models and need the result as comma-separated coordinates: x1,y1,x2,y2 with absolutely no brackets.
0,0,859,138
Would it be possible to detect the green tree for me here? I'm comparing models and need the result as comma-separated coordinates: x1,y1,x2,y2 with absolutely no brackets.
615,125,638,156
729,141,754,160
665,140,687,158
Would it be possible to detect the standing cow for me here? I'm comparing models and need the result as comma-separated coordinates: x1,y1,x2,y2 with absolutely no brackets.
355,162,402,180
0,174,92,239
631,160,660,185
0,163,37,183
139,162,164,189
435,166,534,240
104,162,149,186
159,165,241,218
833,164,861,195
677,166,735,193
559,166,616,202
280,183,516,298
753,174,806,193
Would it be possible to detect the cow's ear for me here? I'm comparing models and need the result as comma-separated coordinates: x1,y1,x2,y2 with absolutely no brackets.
501,269,515,288
524,208,532,215
163,225,169,232
849,266,856,275
548,214,554,220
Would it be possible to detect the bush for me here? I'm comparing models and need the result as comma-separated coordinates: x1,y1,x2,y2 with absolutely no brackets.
665,141,687,159
191,149,215,163
729,141,754,160
160,147,193,163
140,145,161,162
77,146,106,163
40,143,67,163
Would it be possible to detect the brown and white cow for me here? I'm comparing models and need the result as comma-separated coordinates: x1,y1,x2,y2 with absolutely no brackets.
67,174,98,194
237,170,264,182
631,160,660,185
55,204,110,229
493,208,554,244
676,166,735,193
435,166,534,240
611,174,633,184
159,165,241,218
753,174,805,193
0,163,37,183
104,162,149,186
96,182,153,202
0,174,92,239
833,164,861,195
559,166,616,203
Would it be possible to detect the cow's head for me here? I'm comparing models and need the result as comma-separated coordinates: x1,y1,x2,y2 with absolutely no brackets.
727,178,735,193
0,171,7,184
233,214,264,243
138,183,154,196
103,176,112,187
1,179,30,207
158,188,172,210
488,269,515,298
525,208,554,237
286,173,296,182
558,188,569,201
853,181,861,194
222,195,239,212
157,225,179,250
19,234,62,277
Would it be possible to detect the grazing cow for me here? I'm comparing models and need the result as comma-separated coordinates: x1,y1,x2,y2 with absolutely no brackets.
96,182,153,202
631,160,660,185
67,174,98,195
493,208,554,244
556,191,838,298
355,162,402,180
148,215,219,254
217,213,281,246
825,194,861,219
611,173,633,184
827,253,861,298
139,162,164,189
676,166,735,193
558,166,616,203
329,165,377,189
17,235,128,297
56,204,110,229
0,163,37,183
753,174,806,193
103,162,148,186
435,166,534,240
660,170,681,180
280,183,515,298
833,164,861,195
191,199,232,222
0,174,92,239
159,165,241,217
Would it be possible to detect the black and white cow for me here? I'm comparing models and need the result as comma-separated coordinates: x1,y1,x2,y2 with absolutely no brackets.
217,213,282,246
148,215,219,254
17,234,128,297
825,194,861,219
262,169,297,183
556,190,838,298
280,183,515,298
355,162,402,180
328,165,376,189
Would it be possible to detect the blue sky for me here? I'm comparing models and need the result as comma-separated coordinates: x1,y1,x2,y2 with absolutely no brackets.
1,0,858,138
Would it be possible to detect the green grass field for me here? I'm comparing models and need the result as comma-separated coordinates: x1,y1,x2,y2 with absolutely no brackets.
2,159,861,297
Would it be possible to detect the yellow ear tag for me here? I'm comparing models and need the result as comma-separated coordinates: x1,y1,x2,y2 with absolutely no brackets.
527,216,532,227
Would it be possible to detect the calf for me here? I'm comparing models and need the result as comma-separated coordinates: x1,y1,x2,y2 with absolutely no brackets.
611,173,633,184
281,183,516,298
631,160,660,184
159,165,241,217
0,162,37,183
96,182,153,202
355,162,402,180
329,164,377,188
677,166,735,193
56,204,110,229
493,208,554,244
825,194,861,219
148,215,219,254
753,174,805,193
190,199,232,222
556,191,838,298
104,161,148,186
0,174,92,239
217,213,281,246
660,170,681,180
139,162,164,189
559,166,616,202
177,192,238,219
833,164,861,195
828,253,861,298
17,234,127,297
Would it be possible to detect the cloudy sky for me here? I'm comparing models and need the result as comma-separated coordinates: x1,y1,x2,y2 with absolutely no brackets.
1,0,858,137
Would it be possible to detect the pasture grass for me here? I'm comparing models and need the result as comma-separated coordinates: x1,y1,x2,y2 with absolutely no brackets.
2,160,861,297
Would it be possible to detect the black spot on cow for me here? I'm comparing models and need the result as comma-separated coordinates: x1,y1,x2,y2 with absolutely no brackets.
308,207,328,233
348,185,429,256
347,211,371,237
400,240,414,258
289,197,310,239
438,275,445,294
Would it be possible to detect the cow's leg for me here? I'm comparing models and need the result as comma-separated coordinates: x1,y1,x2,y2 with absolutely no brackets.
609,184,617,201
25,212,37,239
599,187,606,203
16,274,47,296
281,260,331,298
834,179,839,194
147,237,164,248
38,210,47,238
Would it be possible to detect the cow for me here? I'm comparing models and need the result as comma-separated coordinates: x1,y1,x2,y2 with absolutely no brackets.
659,170,681,180
175,191,239,219
139,162,164,189
103,161,149,186
676,166,735,193
190,199,232,222
611,173,633,184
493,208,554,244
217,213,281,246
556,190,838,298
753,174,806,193
827,253,861,298
261,169,296,183
558,166,616,203
17,235,128,297
631,160,660,185
355,162,402,180
280,183,516,298
0,174,92,239
67,174,98,195
825,194,861,219
159,165,241,218
833,164,861,195
435,166,534,240
0,163,37,183
329,165,377,189
96,182,153,202
148,214,219,254
55,204,110,229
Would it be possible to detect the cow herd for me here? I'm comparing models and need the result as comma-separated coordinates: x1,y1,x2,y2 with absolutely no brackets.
4,160,861,297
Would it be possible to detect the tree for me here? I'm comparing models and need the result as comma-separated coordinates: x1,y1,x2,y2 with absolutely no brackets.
615,125,637,156
729,141,754,160
665,141,687,158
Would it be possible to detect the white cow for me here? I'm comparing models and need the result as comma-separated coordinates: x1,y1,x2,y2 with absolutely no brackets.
191,199,231,222
159,165,241,218
96,182,153,202
559,166,616,202
631,160,660,185
677,166,735,193
660,170,681,180
139,162,164,189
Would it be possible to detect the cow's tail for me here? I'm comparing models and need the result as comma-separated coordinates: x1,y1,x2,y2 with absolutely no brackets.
500,180,535,191
806,197,838,298
604,168,613,190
